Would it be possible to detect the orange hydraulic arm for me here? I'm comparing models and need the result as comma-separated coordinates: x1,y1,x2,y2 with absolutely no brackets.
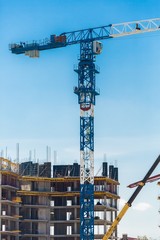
127,174,160,188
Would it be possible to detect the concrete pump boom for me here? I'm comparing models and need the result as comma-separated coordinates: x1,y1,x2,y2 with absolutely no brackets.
102,155,160,240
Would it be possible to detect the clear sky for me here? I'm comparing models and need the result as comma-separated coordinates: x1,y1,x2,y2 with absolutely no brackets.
1,0,160,238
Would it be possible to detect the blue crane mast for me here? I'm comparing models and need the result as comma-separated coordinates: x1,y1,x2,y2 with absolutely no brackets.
10,18,160,240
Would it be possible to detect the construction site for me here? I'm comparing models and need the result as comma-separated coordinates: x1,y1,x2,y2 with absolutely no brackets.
1,1,160,240
0,150,159,240
0,156,119,240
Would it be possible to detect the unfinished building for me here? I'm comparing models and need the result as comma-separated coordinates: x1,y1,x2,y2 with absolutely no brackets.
0,157,120,240
0,158,20,240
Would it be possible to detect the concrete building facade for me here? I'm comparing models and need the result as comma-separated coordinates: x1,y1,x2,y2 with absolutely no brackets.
0,157,120,240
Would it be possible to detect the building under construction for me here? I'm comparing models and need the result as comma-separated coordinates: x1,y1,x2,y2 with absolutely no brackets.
0,157,119,240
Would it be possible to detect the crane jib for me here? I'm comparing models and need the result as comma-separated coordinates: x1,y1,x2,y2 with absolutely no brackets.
10,18,160,55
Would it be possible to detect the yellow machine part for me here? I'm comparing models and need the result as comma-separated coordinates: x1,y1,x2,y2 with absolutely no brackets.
102,203,130,240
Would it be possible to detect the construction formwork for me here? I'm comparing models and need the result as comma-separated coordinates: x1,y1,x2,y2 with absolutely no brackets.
0,158,120,240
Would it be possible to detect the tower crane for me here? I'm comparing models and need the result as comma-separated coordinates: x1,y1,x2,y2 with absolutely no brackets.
10,18,160,240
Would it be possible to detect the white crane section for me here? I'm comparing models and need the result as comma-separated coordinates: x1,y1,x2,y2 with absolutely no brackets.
110,18,160,38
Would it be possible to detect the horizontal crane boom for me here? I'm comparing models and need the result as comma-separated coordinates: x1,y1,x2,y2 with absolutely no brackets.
10,18,160,56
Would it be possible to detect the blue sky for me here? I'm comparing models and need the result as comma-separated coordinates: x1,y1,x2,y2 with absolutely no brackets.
1,0,160,238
